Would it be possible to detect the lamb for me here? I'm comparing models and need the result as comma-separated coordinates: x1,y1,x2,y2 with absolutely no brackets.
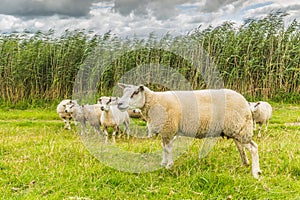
98,96,130,144
82,104,102,134
249,101,272,137
56,99,77,130
64,103,86,134
117,83,261,179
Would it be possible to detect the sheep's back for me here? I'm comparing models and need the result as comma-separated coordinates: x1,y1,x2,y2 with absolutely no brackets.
254,102,272,123
160,89,252,142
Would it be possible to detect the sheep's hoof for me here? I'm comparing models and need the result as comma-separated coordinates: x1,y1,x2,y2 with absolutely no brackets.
253,169,262,179
165,162,174,169
242,160,250,166
160,161,167,167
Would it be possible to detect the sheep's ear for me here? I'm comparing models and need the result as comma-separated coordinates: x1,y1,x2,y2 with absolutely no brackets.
118,83,127,89
254,102,261,108
138,85,144,92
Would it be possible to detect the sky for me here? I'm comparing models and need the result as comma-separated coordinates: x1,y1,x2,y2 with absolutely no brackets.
0,0,299,37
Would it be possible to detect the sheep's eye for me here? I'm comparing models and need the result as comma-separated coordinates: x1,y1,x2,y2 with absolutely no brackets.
130,90,139,98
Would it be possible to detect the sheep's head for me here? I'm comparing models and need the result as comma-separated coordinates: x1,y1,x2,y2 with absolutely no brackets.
117,83,146,111
65,104,75,113
98,96,118,112
249,102,261,113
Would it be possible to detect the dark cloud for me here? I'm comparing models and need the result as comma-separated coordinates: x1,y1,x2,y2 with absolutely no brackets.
0,0,99,17
113,0,189,20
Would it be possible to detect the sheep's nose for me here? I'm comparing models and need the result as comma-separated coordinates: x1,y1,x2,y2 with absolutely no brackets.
100,106,104,111
65,110,68,113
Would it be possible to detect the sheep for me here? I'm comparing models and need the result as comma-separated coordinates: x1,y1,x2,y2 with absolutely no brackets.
117,83,261,179
64,103,102,134
98,96,130,144
64,103,86,134
128,108,146,121
249,101,272,137
56,99,77,130
82,104,102,134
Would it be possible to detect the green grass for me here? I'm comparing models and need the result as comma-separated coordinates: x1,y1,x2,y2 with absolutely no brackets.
0,103,300,199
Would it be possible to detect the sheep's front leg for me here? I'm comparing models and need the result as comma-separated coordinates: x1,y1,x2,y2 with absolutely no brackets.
257,122,263,137
243,140,261,179
103,127,109,144
161,137,173,169
64,118,71,130
112,126,118,144
80,123,85,135
94,125,100,135
234,139,249,166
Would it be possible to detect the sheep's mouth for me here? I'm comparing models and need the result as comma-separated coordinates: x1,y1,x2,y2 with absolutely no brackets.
117,105,129,112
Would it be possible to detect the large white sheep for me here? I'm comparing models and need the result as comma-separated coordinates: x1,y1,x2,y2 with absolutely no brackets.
117,83,261,179
249,101,272,137
56,99,77,130
64,103,86,134
98,96,130,144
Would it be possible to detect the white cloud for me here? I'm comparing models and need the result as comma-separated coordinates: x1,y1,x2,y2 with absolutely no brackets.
0,0,299,37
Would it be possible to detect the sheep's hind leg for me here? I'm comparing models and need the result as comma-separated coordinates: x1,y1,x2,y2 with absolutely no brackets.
264,120,269,133
234,139,249,166
124,121,130,139
161,137,174,169
243,140,261,179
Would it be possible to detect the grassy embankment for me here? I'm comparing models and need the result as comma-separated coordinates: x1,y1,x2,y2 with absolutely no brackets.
0,103,299,199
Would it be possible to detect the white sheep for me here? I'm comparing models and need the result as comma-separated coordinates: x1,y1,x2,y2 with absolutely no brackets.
98,96,130,144
82,104,102,134
56,99,77,130
64,103,86,134
128,108,146,121
249,101,272,137
117,83,261,179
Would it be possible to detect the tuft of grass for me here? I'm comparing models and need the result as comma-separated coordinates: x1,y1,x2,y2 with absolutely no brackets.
0,103,299,199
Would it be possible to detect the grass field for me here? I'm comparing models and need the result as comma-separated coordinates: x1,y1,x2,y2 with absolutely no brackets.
0,103,300,199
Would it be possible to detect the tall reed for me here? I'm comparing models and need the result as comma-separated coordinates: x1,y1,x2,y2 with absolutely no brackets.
0,12,299,106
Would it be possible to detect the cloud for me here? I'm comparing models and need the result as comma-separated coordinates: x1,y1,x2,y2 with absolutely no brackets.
0,0,299,37
0,0,99,17
200,0,241,12
113,0,189,20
